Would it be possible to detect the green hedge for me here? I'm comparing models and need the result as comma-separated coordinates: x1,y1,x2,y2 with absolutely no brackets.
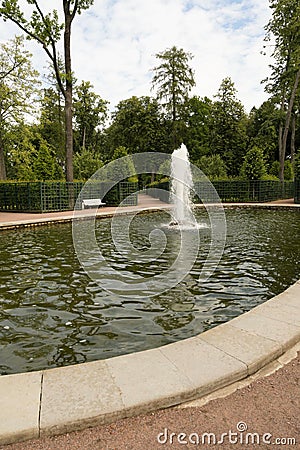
295,180,300,204
146,180,295,203
0,181,138,212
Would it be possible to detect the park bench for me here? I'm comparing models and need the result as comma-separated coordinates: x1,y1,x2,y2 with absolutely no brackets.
82,198,106,209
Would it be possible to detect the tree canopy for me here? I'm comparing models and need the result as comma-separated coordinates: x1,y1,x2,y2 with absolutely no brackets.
0,0,94,182
151,46,195,148
0,35,40,180
263,0,300,180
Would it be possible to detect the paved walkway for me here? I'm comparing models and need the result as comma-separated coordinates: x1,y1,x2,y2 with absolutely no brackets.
0,196,298,229
0,195,170,229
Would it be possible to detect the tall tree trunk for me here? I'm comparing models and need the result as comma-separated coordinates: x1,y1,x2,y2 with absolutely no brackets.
291,113,296,166
64,5,73,183
0,135,6,180
278,118,285,182
58,88,65,168
281,67,300,181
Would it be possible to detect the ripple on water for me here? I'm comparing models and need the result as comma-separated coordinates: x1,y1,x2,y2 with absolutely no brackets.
0,209,300,374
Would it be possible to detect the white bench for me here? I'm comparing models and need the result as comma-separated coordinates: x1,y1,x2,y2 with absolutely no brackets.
82,198,106,209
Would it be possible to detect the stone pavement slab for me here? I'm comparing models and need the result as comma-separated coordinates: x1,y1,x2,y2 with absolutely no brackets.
0,372,42,445
229,310,300,351
40,360,124,437
159,336,247,395
199,323,282,374
106,347,195,415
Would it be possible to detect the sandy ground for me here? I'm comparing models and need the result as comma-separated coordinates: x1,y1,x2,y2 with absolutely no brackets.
2,352,299,450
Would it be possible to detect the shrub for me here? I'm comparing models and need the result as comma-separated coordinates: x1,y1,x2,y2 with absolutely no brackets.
194,154,228,180
240,146,267,180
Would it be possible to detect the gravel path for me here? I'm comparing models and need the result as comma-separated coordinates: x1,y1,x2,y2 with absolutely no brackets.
3,352,299,450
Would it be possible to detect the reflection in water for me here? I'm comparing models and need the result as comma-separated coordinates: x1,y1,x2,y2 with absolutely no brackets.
0,208,300,374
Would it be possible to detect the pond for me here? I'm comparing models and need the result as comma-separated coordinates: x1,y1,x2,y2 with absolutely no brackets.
0,208,299,374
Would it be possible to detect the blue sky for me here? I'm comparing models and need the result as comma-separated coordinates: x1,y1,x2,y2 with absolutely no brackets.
0,0,273,112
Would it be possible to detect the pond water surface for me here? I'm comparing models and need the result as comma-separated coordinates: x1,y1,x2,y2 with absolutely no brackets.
0,208,299,374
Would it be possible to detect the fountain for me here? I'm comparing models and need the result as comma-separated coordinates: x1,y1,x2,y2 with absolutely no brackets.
169,143,196,228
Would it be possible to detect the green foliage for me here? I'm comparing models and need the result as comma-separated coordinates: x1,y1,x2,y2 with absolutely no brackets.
105,146,137,182
0,0,95,182
73,149,103,180
247,100,279,165
194,155,228,180
263,0,300,99
105,96,170,157
184,96,213,162
0,1,94,63
211,77,248,176
73,81,108,152
151,46,195,120
263,0,300,181
294,153,300,179
6,125,63,181
240,146,267,181
39,86,65,167
157,160,171,178
283,160,294,180
112,146,129,160
151,46,195,147
269,160,294,180
0,35,40,179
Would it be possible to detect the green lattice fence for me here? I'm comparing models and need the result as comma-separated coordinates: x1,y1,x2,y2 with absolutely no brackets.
0,181,138,212
147,180,294,204
295,180,300,204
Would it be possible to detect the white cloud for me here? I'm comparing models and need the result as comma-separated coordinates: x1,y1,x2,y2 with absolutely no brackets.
0,0,273,112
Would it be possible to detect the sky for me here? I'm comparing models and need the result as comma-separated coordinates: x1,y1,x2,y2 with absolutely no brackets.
0,0,273,113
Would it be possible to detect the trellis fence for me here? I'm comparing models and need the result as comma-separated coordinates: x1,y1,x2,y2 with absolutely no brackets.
147,180,295,204
295,180,300,204
0,181,138,212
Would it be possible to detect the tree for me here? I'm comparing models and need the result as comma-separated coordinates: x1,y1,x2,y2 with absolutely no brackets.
105,96,170,157
240,146,267,180
0,0,94,182
211,77,248,176
106,146,137,183
0,35,40,180
263,0,300,181
295,151,300,179
73,148,103,180
183,96,213,162
39,87,65,170
38,59,66,170
247,100,279,166
6,123,63,180
195,154,228,180
270,159,294,180
73,81,108,153
151,46,195,147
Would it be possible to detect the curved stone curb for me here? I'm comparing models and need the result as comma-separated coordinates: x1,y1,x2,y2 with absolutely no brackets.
0,280,299,446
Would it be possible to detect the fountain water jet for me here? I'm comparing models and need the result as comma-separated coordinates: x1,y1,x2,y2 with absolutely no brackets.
169,143,196,228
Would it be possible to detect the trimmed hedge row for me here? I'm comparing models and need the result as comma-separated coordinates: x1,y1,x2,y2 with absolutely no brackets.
0,181,138,212
295,180,300,204
147,180,295,204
